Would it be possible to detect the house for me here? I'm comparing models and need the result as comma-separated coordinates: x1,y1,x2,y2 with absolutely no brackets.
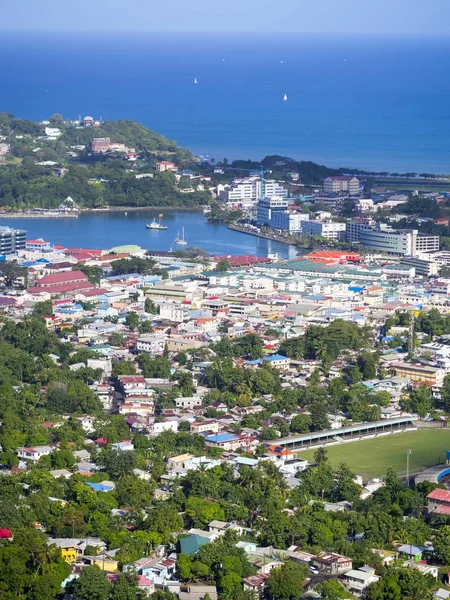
137,574,155,595
17,445,54,462
179,584,218,600
175,396,203,410
190,420,220,434
139,553,178,586
204,433,241,451
208,520,243,536
313,552,352,575
111,440,134,452
343,568,380,595
243,574,270,596
180,531,216,555
396,544,426,562
427,488,450,515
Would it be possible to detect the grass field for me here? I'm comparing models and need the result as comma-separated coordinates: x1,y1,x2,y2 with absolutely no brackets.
298,429,450,478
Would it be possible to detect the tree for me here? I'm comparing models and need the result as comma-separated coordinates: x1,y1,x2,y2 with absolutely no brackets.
145,297,158,314
109,332,125,347
126,311,140,331
74,263,103,285
216,260,231,272
139,320,154,333
290,413,312,433
316,579,352,599
102,449,136,479
0,260,27,288
433,524,450,563
314,446,328,465
112,360,137,378
111,571,145,600
264,562,307,600
310,401,330,431
32,299,53,317
70,565,110,600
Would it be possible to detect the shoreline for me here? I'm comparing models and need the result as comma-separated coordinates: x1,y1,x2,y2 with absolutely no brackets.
0,206,205,219
227,223,298,247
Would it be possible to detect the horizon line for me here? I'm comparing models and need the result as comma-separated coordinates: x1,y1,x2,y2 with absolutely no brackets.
1,28,450,37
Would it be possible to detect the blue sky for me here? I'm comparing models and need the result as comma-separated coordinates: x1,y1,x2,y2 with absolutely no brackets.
2,0,450,34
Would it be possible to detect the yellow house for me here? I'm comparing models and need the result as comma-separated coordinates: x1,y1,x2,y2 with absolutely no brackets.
85,556,119,572
61,547,77,563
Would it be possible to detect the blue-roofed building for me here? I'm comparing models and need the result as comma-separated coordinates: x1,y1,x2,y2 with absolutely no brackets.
180,532,214,555
204,433,241,451
87,481,115,492
262,354,289,369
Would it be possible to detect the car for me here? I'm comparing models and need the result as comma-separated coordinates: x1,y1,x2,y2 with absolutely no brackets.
309,566,319,575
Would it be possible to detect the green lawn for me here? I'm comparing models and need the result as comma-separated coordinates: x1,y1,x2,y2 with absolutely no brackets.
298,429,450,478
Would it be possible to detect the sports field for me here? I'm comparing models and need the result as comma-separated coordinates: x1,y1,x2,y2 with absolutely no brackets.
298,428,450,478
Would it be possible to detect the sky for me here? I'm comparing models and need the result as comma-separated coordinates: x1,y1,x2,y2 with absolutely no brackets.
2,0,450,35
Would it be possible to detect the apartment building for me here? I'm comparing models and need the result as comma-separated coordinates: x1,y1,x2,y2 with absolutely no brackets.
136,335,166,355
324,176,360,195
301,220,346,240
91,138,111,153
220,177,287,202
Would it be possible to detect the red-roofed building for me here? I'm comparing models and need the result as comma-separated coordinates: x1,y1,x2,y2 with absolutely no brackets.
28,270,94,297
0,528,13,540
26,239,52,252
427,488,450,514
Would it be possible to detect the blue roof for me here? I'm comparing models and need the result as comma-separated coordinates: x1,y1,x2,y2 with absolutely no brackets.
205,433,238,443
87,482,114,492
263,354,289,362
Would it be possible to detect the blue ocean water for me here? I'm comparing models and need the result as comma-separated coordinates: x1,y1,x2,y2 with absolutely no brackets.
1,31,450,172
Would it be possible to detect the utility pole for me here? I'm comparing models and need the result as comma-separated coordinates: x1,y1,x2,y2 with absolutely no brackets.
406,448,412,487
408,313,415,357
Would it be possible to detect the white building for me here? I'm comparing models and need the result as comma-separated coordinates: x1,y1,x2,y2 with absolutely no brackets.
18,445,54,462
301,220,346,240
343,569,380,595
136,335,166,354
220,177,287,202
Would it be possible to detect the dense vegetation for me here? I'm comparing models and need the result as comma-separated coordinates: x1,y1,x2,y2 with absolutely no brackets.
0,113,210,210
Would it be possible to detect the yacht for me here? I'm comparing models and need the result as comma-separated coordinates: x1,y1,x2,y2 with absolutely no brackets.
174,227,188,246
283,93,288,101
146,216,168,230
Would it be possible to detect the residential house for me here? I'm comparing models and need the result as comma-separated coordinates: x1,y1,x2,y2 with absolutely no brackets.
343,568,380,595
313,552,353,575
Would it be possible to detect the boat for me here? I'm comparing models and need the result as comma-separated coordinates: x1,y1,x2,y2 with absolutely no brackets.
194,78,198,84
146,214,168,230
203,206,211,214
174,227,188,246
283,93,288,101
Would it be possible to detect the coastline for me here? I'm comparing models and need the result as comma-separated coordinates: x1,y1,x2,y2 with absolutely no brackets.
227,223,298,247
0,206,205,219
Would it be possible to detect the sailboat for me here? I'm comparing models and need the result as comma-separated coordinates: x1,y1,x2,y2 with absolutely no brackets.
194,78,198,84
283,93,288,101
174,227,188,246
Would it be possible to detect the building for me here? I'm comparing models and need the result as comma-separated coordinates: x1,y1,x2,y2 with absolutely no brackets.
427,488,450,515
270,211,310,232
355,198,374,212
324,176,360,195
400,256,439,277
301,220,346,241
390,362,445,385
0,226,26,254
221,177,288,202
136,335,166,355
156,161,178,172
358,227,439,257
28,271,93,296
346,218,375,243
91,138,111,153
343,569,380,595
17,445,54,462
256,197,290,226
313,552,353,575
26,238,53,252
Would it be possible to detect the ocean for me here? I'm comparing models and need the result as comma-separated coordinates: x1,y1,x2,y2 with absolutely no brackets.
1,31,450,173
0,211,299,260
